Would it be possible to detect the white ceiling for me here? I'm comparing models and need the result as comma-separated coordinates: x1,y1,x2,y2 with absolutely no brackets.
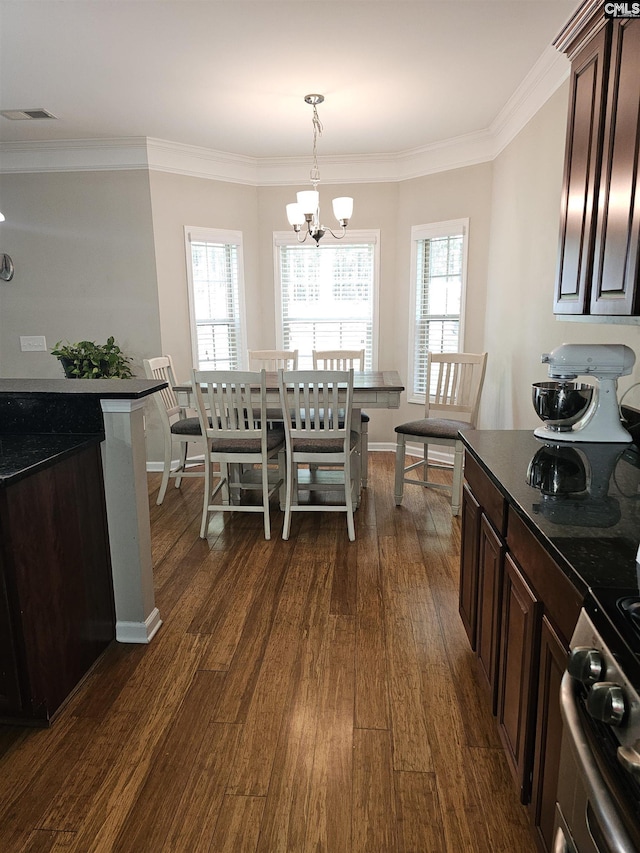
0,0,579,164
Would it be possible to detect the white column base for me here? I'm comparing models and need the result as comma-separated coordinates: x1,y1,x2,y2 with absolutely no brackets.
116,608,163,644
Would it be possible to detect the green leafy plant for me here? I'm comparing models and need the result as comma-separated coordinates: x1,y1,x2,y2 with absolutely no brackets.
51,336,134,379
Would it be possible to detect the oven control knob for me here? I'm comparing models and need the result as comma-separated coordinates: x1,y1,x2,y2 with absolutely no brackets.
617,740,640,781
567,646,604,686
587,682,627,726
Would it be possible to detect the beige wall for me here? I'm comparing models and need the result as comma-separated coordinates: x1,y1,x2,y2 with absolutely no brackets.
483,81,640,431
0,169,160,379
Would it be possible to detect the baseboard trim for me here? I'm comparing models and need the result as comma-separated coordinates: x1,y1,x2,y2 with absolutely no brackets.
116,608,163,644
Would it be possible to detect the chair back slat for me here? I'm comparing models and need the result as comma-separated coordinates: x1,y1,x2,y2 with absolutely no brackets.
248,349,298,371
143,355,181,418
279,369,353,440
313,349,365,370
192,369,266,441
425,352,487,425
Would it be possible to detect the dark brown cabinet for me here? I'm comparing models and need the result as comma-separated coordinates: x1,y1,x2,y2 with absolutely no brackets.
554,5,640,316
460,455,582,852
0,442,115,725
476,515,505,712
459,483,481,648
530,618,568,853
497,553,542,804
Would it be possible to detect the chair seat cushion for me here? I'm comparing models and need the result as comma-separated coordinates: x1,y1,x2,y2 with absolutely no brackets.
171,416,202,436
394,417,472,440
291,430,360,454
209,425,285,454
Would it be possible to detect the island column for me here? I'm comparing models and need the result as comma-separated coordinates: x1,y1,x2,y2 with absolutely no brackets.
101,397,162,643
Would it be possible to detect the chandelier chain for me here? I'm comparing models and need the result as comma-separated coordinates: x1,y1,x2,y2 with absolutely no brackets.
310,103,323,188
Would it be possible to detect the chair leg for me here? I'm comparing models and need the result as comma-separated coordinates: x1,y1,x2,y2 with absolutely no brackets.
394,434,406,506
278,448,286,510
452,441,464,516
345,457,356,542
157,434,173,505
282,454,294,540
261,460,271,540
175,439,188,489
200,452,212,539
360,420,369,488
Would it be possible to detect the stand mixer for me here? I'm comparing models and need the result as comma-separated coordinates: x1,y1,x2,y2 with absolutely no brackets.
532,343,636,443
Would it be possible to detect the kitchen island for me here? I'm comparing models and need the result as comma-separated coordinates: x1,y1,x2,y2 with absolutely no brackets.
0,432,113,724
458,429,640,852
0,378,168,643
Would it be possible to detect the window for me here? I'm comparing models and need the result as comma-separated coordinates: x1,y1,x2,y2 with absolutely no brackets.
409,219,468,402
185,227,246,370
274,230,379,369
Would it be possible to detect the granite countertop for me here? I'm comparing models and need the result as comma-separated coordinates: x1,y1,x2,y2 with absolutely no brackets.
461,430,640,594
0,433,105,487
0,378,166,398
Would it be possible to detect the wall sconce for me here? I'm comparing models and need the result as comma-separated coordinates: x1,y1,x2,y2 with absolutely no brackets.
0,211,14,281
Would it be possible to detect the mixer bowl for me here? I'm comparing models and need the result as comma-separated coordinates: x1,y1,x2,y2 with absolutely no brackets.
532,381,594,431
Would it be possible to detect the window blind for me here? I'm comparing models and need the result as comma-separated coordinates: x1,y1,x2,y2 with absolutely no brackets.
186,229,244,370
277,239,376,369
411,222,467,399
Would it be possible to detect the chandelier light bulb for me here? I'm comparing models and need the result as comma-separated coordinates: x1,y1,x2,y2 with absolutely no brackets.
332,197,353,224
296,190,319,216
286,203,305,227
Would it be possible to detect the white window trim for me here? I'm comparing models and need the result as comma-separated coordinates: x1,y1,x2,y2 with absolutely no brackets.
407,218,469,404
273,229,381,369
184,225,247,370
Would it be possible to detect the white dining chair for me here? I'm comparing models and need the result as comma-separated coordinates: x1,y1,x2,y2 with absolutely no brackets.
312,348,370,487
394,352,487,515
278,368,358,541
143,355,204,505
248,349,298,370
192,369,286,540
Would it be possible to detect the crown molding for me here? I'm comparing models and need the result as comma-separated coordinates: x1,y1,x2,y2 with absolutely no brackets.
0,48,570,183
0,137,149,173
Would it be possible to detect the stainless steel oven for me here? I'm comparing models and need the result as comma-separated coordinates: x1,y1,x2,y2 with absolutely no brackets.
555,593,640,852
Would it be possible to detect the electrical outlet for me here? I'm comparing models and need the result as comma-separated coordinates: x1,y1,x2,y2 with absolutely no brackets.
20,335,47,352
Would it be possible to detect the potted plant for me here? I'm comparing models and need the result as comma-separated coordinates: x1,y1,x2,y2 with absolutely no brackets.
51,336,134,379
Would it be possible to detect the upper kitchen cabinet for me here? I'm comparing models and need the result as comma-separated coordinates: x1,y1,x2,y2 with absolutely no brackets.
554,1,640,316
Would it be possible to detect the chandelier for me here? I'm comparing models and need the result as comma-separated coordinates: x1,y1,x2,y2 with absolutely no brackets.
285,94,353,245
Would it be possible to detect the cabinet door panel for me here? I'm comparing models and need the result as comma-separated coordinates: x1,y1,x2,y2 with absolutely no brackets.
591,18,640,315
497,554,542,803
0,564,23,715
459,484,481,648
555,25,609,314
530,617,568,853
476,515,504,712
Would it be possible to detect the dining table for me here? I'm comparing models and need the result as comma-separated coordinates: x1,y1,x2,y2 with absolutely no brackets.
174,369,405,501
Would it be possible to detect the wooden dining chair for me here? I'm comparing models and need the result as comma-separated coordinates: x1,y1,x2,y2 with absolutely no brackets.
143,355,204,505
278,368,358,541
394,352,487,515
192,369,286,540
312,349,370,487
248,349,298,371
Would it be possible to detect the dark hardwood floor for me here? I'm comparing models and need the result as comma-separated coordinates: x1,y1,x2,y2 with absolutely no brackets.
0,453,536,852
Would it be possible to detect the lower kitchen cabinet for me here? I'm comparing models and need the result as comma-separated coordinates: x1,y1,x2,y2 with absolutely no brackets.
460,454,581,852
497,553,542,804
459,483,481,648
0,442,115,725
476,514,505,712
530,617,568,852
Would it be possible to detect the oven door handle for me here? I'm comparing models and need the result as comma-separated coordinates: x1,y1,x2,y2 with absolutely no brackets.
560,671,636,853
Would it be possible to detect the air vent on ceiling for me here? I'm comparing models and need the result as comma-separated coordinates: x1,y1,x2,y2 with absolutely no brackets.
0,108,58,121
